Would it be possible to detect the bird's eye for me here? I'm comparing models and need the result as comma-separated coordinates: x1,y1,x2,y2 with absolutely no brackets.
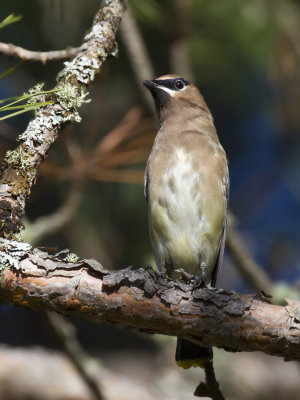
175,80,184,90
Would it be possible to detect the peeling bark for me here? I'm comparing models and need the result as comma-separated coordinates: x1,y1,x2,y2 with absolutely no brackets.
0,243,299,362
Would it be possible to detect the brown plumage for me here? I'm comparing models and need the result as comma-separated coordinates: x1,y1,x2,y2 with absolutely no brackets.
143,74,229,368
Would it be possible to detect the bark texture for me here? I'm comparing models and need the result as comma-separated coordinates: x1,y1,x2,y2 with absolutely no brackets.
0,242,299,362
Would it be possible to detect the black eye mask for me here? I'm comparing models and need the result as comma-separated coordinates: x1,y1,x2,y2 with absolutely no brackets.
152,78,190,91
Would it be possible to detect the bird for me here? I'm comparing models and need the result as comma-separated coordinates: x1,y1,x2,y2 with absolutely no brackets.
143,74,229,369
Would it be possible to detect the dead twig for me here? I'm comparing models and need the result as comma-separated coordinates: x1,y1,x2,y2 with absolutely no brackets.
24,185,82,245
0,42,80,63
120,7,155,112
170,0,194,81
226,217,274,295
46,312,105,400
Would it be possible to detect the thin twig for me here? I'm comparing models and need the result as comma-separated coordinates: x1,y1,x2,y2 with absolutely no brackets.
23,185,82,245
0,42,80,63
46,312,105,400
120,7,155,112
94,107,149,154
226,216,274,295
170,0,194,81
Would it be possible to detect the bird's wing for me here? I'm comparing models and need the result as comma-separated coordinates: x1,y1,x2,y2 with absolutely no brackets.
211,167,229,287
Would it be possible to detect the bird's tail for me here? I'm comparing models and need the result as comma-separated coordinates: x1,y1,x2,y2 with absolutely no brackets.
175,338,213,369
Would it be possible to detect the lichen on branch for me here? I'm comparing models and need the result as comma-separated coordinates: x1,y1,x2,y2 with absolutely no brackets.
0,0,126,239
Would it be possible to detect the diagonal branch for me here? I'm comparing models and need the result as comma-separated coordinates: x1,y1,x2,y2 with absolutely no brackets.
0,240,299,362
225,220,274,295
46,312,105,400
120,7,155,112
0,0,126,239
23,184,82,245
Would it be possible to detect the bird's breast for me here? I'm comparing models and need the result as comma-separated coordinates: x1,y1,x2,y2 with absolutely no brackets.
147,145,226,277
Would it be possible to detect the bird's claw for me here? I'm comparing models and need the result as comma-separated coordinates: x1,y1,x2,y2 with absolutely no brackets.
191,262,207,291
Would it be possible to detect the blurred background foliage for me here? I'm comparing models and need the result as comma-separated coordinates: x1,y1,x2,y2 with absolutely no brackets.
0,0,299,399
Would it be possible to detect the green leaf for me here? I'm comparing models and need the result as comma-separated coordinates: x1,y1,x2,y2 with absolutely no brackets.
0,13,22,29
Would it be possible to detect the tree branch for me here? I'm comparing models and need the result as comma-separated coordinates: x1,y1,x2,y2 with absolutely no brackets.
0,240,299,362
0,0,126,239
0,42,80,63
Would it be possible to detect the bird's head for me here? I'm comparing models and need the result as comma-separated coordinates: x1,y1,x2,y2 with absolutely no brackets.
143,74,209,122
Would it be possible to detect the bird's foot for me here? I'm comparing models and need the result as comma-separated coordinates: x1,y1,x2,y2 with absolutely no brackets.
200,261,207,287
145,264,155,273
145,265,166,279
192,276,203,291
192,262,207,291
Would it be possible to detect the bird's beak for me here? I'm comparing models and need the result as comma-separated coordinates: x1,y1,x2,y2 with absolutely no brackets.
142,79,172,116
142,80,158,90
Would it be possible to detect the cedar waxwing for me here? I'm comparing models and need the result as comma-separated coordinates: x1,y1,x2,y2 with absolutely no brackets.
143,75,229,369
